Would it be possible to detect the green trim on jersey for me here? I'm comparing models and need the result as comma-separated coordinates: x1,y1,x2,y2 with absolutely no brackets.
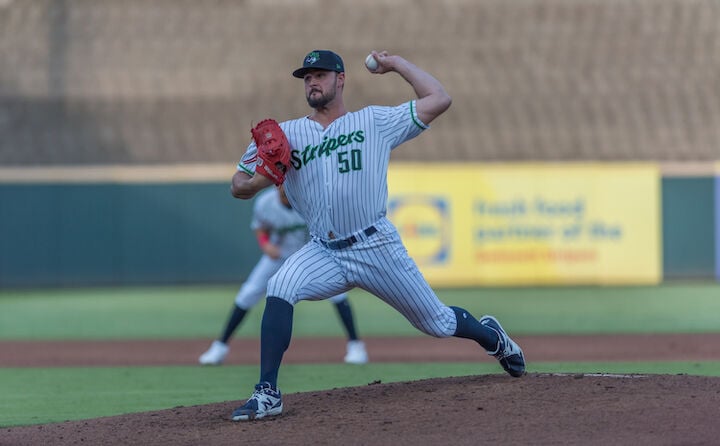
238,163,253,176
409,100,426,129
275,223,308,236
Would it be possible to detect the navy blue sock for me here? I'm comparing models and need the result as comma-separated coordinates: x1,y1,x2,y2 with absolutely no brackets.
259,297,294,388
450,306,499,352
334,300,359,341
219,305,247,344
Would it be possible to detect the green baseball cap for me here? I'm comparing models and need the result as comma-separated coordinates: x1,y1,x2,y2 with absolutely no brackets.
292,50,345,78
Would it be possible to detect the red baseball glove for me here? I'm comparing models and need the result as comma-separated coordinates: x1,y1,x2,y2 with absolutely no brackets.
251,119,291,185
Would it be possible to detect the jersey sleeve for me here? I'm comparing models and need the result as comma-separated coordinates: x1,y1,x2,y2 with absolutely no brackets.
249,189,271,231
237,139,258,176
373,100,429,150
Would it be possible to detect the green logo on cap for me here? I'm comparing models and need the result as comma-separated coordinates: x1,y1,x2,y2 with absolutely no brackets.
305,52,320,65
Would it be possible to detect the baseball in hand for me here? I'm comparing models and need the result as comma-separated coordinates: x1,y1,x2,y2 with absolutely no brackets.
365,53,378,71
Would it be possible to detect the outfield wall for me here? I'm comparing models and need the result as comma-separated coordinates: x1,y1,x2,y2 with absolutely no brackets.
0,167,260,288
0,163,717,288
662,177,716,280
389,163,662,286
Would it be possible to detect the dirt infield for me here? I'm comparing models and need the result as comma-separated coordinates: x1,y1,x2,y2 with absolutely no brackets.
3,334,720,445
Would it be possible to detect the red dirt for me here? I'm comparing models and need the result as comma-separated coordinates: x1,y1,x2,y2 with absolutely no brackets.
3,334,720,445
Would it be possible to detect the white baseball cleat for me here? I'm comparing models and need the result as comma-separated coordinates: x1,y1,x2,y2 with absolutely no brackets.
198,340,229,365
344,340,368,364
231,382,283,421
479,315,526,377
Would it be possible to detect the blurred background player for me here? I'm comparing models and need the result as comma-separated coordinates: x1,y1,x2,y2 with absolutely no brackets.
199,185,368,365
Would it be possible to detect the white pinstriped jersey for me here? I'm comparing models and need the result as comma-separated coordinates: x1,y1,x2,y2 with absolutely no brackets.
250,188,308,260
237,99,457,338
239,101,427,240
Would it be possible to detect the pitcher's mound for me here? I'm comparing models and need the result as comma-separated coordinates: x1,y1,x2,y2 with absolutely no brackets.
5,373,720,445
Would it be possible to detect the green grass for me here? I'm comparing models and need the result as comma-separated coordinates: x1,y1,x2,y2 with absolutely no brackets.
2,283,720,339
1,283,719,427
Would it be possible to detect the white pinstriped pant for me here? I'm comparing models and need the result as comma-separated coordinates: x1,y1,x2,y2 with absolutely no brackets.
267,217,458,337
234,255,347,310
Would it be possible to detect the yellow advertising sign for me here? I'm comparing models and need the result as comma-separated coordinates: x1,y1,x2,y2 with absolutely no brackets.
387,163,661,286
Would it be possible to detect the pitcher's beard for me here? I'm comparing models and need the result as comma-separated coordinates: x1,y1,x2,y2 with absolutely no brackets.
307,89,336,109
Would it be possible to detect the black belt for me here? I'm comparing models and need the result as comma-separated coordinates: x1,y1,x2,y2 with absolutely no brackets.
321,226,377,250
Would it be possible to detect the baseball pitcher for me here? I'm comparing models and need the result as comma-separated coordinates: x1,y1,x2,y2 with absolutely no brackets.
228,49,525,421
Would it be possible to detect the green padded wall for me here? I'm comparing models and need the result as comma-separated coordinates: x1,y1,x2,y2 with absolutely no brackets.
661,177,716,279
0,183,259,288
